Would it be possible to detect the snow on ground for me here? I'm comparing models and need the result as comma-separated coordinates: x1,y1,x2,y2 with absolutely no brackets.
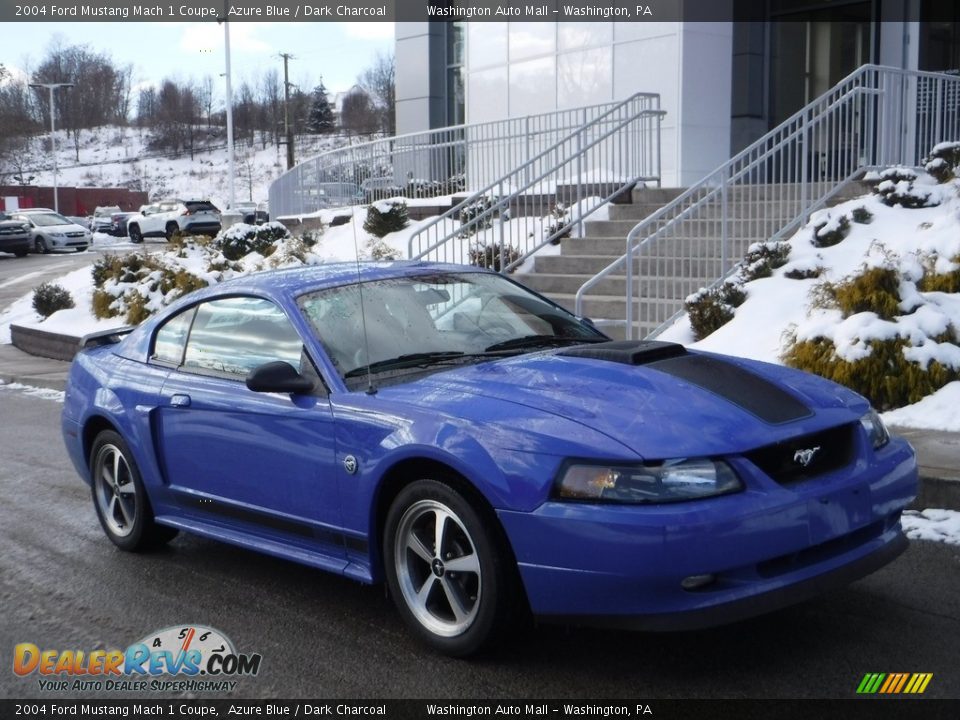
0,380,65,403
658,176,960,428
0,264,121,343
902,509,960,546
19,126,369,212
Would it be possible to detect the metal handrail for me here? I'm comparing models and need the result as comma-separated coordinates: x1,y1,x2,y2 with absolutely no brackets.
268,94,662,219
408,93,664,271
575,64,960,339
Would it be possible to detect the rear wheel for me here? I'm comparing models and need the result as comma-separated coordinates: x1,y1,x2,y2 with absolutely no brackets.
90,430,178,552
384,479,518,656
164,223,179,241
13,248,27,258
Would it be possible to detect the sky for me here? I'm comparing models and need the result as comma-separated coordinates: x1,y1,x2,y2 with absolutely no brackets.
3,21,395,100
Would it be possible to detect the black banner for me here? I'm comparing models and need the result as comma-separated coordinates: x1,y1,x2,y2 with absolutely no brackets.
0,0,943,24
1,699,960,720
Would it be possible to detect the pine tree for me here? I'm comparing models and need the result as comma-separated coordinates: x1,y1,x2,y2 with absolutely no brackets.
307,82,334,134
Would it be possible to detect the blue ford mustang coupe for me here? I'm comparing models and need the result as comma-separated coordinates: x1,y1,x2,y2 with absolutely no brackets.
62,262,917,655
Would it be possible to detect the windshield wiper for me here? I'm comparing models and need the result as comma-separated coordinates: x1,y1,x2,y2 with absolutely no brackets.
484,335,606,353
343,351,469,378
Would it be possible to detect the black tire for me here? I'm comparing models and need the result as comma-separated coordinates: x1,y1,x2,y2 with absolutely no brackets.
89,430,178,552
383,479,518,656
128,224,143,243
164,223,179,241
34,237,49,254
13,248,28,258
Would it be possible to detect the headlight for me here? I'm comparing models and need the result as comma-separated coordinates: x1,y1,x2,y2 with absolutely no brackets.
50,231,65,237
555,458,743,504
860,409,890,449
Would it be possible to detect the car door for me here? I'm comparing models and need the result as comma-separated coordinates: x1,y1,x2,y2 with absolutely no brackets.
154,295,344,560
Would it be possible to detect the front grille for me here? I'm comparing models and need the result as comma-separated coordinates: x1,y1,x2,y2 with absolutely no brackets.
66,231,85,237
745,423,856,484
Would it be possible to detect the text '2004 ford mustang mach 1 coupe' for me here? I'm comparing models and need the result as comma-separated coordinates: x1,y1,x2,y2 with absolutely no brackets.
62,262,917,655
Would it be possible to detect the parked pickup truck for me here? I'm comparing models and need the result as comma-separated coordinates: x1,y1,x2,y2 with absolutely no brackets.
127,199,221,243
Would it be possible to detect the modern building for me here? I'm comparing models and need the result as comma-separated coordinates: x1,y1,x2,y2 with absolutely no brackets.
395,1,960,186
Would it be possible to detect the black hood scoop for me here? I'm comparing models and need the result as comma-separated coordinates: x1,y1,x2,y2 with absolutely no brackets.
560,340,811,425
559,340,687,365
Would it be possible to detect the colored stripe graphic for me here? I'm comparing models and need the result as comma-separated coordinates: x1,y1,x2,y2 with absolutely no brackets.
857,673,933,694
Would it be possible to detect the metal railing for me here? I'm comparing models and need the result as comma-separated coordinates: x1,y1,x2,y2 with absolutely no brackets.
575,65,960,339
408,93,664,272
269,95,663,219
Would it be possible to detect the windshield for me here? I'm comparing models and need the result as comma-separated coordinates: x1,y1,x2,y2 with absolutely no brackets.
26,213,71,227
299,272,606,383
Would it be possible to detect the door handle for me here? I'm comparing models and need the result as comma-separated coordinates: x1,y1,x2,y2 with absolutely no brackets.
170,394,192,408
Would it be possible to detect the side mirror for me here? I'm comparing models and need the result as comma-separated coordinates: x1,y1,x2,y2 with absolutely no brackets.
246,361,314,394
579,316,597,328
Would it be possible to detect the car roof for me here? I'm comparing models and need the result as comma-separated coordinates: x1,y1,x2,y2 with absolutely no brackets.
16,208,56,213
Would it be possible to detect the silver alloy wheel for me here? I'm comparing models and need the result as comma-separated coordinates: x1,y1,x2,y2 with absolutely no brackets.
93,443,138,538
394,499,482,638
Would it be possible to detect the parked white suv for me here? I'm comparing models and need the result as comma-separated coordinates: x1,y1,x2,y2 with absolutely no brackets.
127,199,221,243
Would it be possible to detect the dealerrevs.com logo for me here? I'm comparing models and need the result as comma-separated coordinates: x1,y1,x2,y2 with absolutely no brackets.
13,625,262,693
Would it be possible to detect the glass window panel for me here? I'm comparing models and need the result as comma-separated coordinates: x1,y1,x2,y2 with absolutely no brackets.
509,22,555,61
152,308,195,365
467,66,508,123
508,56,556,118
558,47,612,109
468,22,507,69
183,297,303,378
558,22,612,51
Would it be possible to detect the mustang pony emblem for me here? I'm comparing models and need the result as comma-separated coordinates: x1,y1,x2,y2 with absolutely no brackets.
793,446,822,467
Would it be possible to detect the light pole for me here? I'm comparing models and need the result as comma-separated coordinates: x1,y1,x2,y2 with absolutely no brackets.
221,20,236,209
30,81,74,214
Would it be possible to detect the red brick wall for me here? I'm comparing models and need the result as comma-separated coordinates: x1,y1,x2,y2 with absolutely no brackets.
0,186,148,215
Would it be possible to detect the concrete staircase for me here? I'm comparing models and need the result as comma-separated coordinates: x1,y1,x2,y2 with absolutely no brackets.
515,181,873,339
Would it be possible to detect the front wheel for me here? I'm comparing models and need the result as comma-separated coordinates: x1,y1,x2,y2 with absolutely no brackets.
34,237,49,254
128,225,143,243
90,430,178,552
384,480,517,656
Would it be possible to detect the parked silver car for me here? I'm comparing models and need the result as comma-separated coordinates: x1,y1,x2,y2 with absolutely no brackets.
14,210,92,253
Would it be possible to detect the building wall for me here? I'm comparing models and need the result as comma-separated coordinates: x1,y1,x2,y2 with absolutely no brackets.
459,21,732,187
395,23,447,135
0,186,148,216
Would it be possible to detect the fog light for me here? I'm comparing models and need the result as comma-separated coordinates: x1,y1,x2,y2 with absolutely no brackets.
681,574,716,590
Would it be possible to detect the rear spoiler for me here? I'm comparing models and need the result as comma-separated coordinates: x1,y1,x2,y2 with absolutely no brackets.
79,326,135,351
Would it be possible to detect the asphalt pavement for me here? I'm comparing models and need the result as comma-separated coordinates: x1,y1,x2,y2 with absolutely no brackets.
0,391,958,700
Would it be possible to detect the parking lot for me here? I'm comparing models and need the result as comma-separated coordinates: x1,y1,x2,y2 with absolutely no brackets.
0,387,957,700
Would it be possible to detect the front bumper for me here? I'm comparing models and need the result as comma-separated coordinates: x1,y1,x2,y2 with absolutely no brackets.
0,237,30,253
497,437,917,627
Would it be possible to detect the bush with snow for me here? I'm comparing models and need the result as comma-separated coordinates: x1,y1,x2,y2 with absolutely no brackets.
873,167,939,208
32,283,75,319
363,201,409,238
739,241,791,282
469,241,521,272
924,141,960,184
685,282,747,341
812,213,851,248
90,222,326,325
217,221,290,261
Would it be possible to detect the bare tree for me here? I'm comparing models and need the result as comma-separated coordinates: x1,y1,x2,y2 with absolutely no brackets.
340,89,379,135
360,52,395,134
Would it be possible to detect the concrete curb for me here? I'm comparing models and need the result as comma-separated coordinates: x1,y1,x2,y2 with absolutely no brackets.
10,324,80,362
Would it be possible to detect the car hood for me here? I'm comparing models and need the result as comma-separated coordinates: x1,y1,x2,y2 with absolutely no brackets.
379,349,868,459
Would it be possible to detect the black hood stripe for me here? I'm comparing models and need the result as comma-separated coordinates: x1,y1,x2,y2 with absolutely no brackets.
649,354,812,425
